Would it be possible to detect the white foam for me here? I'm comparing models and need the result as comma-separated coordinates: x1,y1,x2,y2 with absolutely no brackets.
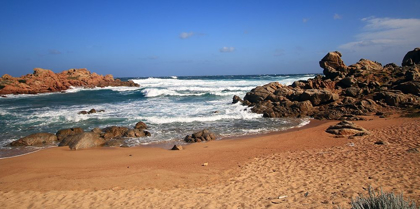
65,86,141,93
141,88,205,97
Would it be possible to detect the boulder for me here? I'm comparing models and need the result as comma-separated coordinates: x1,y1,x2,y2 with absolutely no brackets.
102,126,129,140
171,145,183,150
103,138,127,147
348,59,382,72
232,95,243,104
319,51,347,79
299,89,339,106
326,121,369,136
59,132,105,150
10,133,58,146
345,87,361,97
402,48,420,66
56,127,84,141
395,81,420,96
91,128,102,134
244,82,282,103
134,121,148,130
373,91,417,106
123,129,147,138
184,129,216,143
339,77,356,88
88,109,96,114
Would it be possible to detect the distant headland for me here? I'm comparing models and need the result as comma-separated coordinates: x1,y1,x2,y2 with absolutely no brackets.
0,68,139,95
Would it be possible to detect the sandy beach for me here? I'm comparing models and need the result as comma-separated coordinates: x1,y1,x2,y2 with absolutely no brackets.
0,116,419,208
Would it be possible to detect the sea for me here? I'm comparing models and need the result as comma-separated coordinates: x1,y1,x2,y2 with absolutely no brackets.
0,74,315,158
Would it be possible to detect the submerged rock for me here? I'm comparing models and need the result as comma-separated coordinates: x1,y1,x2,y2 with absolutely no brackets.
10,133,58,146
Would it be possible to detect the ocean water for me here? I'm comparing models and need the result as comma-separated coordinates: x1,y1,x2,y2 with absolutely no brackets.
0,74,315,158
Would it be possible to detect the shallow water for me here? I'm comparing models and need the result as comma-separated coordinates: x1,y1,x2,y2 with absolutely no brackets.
0,74,314,158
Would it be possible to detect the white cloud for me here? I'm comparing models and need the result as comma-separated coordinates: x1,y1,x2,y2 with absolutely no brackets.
220,47,235,52
302,18,309,23
339,17,420,51
179,32,194,39
333,13,342,20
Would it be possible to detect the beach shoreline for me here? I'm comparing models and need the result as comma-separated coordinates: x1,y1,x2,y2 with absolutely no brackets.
1,115,418,208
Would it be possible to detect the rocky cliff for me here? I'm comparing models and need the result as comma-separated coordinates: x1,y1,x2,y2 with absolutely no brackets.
0,68,139,95
236,48,420,120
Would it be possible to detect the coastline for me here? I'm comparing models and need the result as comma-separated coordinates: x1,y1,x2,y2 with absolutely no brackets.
1,115,418,208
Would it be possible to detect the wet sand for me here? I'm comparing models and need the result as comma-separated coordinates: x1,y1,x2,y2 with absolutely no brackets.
0,116,419,208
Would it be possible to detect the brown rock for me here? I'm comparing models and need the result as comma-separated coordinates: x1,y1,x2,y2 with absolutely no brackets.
0,68,139,95
102,126,129,140
171,145,183,150
326,121,369,136
402,47,420,66
185,129,216,143
232,95,243,104
56,127,84,141
60,132,105,150
299,89,339,106
10,133,58,146
319,51,347,79
134,121,148,130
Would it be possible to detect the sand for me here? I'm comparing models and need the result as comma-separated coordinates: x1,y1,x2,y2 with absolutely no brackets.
0,116,419,208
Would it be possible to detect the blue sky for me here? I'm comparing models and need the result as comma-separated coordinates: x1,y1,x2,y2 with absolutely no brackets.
0,0,419,77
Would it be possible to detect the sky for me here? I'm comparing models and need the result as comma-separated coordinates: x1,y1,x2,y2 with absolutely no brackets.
0,0,419,77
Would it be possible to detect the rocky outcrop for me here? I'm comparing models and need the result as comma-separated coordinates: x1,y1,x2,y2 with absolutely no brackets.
326,121,369,136
10,133,58,146
184,129,216,143
239,48,420,119
0,68,139,95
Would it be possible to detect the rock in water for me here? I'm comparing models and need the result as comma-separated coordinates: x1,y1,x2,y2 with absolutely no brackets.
134,121,148,130
232,95,243,104
10,133,58,146
326,121,369,136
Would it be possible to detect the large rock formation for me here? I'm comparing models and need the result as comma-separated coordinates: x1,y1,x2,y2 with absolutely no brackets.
239,48,420,119
0,68,139,95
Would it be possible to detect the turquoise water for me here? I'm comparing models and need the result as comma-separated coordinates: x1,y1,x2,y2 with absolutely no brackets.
0,74,314,157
